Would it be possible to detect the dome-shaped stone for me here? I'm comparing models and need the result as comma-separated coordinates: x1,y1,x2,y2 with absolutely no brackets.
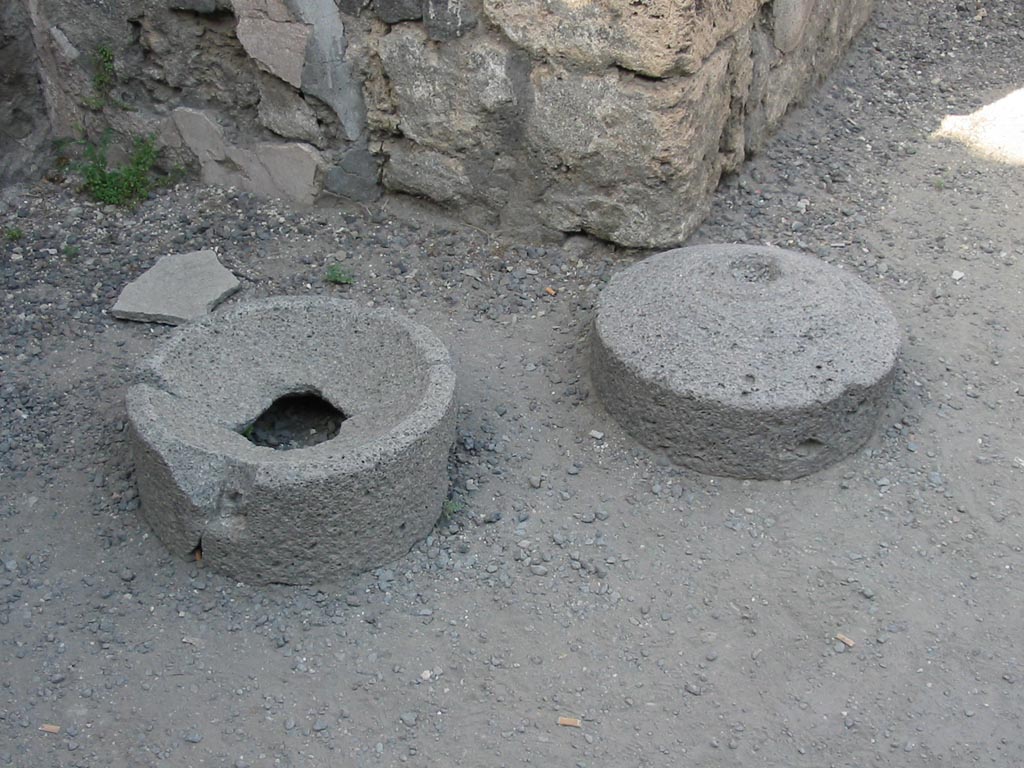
591,245,901,479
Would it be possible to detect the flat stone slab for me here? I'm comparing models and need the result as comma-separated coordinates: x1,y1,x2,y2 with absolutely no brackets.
126,296,457,584
113,250,240,325
591,245,901,479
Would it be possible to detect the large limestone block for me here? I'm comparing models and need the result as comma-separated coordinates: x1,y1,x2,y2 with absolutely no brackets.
257,73,322,144
222,142,325,206
383,144,474,204
172,108,324,205
375,26,516,153
234,0,311,88
364,0,871,246
172,107,228,163
482,0,761,77
527,46,737,247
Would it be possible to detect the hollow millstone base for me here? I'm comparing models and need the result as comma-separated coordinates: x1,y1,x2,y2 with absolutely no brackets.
591,245,901,480
127,296,457,585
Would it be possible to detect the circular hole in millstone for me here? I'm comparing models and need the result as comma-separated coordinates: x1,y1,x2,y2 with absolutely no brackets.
241,392,346,450
793,438,825,458
729,254,782,283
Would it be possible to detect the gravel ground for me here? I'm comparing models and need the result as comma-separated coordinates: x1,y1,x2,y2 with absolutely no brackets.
2,1,1023,766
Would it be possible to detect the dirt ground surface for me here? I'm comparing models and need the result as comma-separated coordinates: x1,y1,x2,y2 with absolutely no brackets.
2,1,1023,766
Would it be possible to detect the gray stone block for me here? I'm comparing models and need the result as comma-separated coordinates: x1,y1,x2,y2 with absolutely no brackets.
126,296,457,585
324,148,382,202
424,0,477,41
113,250,240,325
591,245,901,479
286,0,367,142
375,0,422,23
0,0,51,184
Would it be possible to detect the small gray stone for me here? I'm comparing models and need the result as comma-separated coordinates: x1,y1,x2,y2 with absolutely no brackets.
112,250,240,325
399,711,418,727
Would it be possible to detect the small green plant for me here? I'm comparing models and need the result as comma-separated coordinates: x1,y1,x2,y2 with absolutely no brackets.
82,94,107,111
84,44,116,110
94,45,115,94
325,264,355,285
62,244,80,258
77,133,160,206
441,499,464,521
83,44,134,111
4,227,24,242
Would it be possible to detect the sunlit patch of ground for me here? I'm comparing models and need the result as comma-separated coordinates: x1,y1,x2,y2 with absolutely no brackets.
933,87,1024,165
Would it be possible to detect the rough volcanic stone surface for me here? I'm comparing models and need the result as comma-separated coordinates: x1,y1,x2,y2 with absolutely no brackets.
0,0,52,183
376,0,423,24
234,0,310,89
126,296,457,585
324,148,383,202
424,0,478,41
591,245,902,479
482,0,760,76
112,250,240,325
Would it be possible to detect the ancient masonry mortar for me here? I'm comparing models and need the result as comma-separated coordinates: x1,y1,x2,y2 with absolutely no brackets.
590,245,902,480
126,296,457,585
9,0,875,247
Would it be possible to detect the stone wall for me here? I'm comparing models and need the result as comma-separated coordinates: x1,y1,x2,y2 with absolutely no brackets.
4,0,874,247
1,0,51,182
